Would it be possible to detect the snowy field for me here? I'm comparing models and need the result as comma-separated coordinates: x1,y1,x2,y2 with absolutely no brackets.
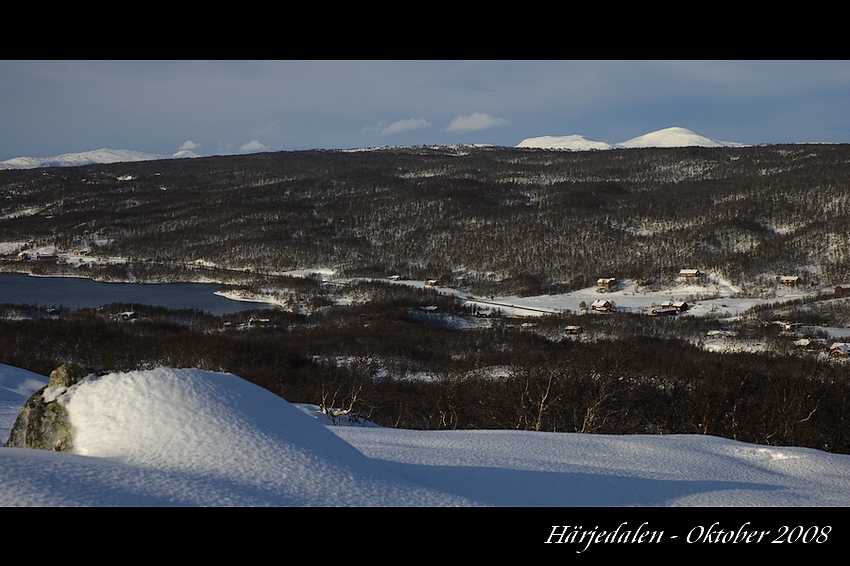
3,363,850,508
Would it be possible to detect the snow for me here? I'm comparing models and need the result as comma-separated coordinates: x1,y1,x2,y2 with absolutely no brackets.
2,362,850,507
0,364,48,441
0,148,185,170
450,277,772,320
0,241,27,254
517,134,614,151
617,127,745,149
516,127,747,151
171,149,200,159
0,365,470,506
0,130,749,171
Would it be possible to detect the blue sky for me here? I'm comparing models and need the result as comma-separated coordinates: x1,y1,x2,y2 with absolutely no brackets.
2,60,849,161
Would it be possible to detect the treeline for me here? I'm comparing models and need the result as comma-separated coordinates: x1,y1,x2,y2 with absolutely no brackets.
362,338,850,455
3,295,850,454
2,144,850,295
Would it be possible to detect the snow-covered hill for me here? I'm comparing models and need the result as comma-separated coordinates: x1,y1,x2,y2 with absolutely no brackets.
2,363,850,507
0,148,196,170
516,134,614,151
517,127,746,151
617,127,746,149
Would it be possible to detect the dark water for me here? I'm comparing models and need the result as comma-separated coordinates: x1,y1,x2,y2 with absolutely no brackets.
0,273,275,315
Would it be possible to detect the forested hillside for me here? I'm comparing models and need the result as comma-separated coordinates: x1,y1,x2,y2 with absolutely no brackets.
4,144,850,454
3,144,849,295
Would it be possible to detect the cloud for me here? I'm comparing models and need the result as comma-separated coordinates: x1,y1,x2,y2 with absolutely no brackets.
365,118,431,137
178,140,200,151
239,139,269,153
446,113,510,133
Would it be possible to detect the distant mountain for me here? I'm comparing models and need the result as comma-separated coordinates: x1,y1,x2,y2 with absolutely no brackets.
616,127,746,149
517,127,746,151
171,149,201,159
0,148,197,170
516,134,614,151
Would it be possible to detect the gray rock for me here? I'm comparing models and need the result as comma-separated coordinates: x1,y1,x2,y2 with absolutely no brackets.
5,363,93,451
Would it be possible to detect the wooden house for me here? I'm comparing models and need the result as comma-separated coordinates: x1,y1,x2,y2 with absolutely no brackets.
661,300,689,312
829,343,850,358
780,276,800,286
651,308,677,316
591,299,615,313
679,269,702,278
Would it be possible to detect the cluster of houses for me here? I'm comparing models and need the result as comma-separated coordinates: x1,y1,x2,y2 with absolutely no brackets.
651,300,689,317
790,339,850,359
386,275,440,287
13,245,94,262
758,320,850,360
16,246,56,261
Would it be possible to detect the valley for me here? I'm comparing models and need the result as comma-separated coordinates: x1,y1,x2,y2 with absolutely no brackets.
3,142,850,455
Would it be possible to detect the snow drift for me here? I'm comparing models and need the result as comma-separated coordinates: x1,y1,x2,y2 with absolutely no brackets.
1,365,470,506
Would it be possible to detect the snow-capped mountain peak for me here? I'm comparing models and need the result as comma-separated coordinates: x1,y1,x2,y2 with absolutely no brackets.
516,134,614,151
516,127,746,151
171,149,201,159
0,148,195,170
616,126,745,149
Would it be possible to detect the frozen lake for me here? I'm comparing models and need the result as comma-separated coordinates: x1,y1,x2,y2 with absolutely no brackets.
0,273,275,315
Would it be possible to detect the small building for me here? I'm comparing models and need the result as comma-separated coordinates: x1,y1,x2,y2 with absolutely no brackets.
780,276,800,286
679,269,702,278
591,299,615,313
707,330,737,338
425,279,439,287
563,325,583,335
661,300,689,312
596,277,617,289
829,343,850,358
651,308,677,316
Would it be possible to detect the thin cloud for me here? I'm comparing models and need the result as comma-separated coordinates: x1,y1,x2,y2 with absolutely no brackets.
446,113,510,133
178,140,200,151
365,118,431,137
239,139,269,153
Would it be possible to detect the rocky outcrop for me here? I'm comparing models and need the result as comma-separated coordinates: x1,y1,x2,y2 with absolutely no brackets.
5,363,93,451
